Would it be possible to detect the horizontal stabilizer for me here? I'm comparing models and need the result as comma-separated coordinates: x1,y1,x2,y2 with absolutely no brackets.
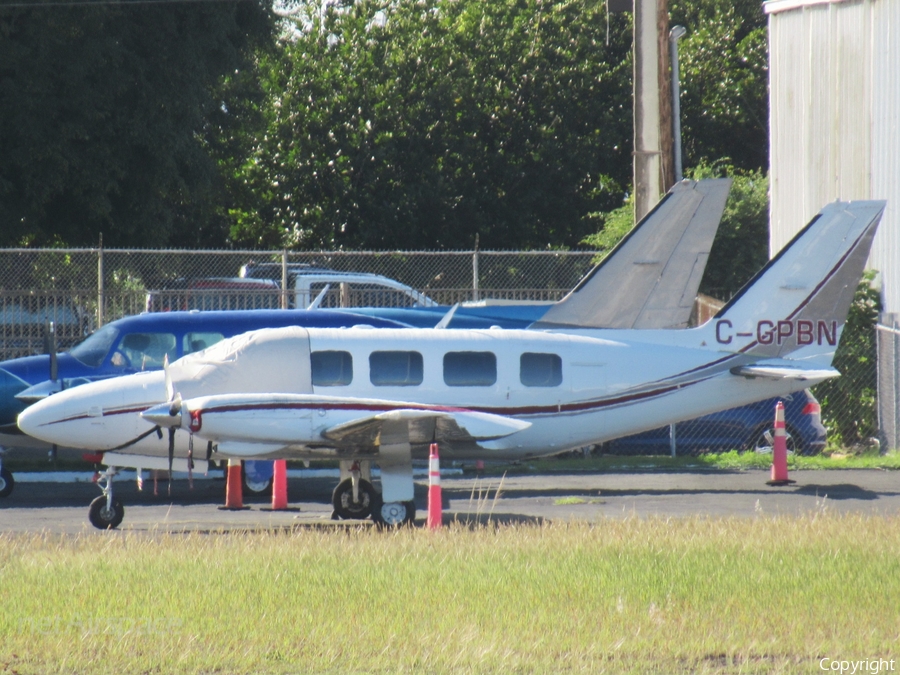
730,364,839,382
324,408,531,446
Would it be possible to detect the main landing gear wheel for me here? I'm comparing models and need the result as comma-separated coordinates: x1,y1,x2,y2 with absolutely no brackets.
332,478,378,520
373,500,416,528
0,466,14,498
88,495,125,530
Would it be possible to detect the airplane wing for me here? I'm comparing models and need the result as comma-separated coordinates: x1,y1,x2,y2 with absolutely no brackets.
533,178,731,330
322,408,531,446
141,393,531,456
730,364,839,381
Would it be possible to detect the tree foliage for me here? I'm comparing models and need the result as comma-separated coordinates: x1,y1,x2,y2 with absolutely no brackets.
688,163,768,300
0,0,771,251
228,0,633,250
670,0,768,172
812,273,882,448
0,0,273,248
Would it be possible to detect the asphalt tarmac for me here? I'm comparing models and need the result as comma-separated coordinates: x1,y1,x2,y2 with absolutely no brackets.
2,467,900,533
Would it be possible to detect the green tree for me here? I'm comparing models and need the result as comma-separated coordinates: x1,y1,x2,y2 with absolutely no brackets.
812,273,881,448
689,163,768,300
229,0,634,250
0,0,273,248
669,0,768,172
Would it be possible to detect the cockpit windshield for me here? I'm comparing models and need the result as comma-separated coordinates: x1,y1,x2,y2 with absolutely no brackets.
68,325,120,368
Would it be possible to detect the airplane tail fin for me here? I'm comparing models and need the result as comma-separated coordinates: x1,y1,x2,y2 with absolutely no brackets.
533,178,731,330
706,200,885,361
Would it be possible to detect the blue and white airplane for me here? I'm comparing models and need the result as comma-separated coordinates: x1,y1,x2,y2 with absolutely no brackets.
18,199,885,528
0,179,730,497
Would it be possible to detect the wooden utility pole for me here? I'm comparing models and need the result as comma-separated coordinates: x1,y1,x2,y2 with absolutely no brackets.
633,0,672,223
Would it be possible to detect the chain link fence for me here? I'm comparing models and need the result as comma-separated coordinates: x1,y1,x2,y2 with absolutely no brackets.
0,248,598,358
0,248,892,454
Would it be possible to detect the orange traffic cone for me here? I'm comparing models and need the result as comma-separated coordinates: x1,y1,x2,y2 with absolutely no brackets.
271,459,288,510
222,458,245,509
767,401,796,486
427,443,442,529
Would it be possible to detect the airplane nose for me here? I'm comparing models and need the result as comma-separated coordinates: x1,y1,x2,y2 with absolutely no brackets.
0,366,30,429
16,394,70,442
17,370,168,450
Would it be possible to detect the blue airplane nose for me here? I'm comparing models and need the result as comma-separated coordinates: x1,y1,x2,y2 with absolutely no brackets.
0,367,31,430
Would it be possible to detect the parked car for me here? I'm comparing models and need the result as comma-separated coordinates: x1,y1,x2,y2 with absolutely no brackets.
239,262,437,309
603,390,827,456
145,277,281,312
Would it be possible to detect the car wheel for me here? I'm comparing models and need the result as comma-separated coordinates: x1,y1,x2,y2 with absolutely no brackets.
750,425,797,455
242,463,273,496
0,466,14,498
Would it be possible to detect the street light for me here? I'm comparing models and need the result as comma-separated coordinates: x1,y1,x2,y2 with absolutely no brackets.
669,25,687,184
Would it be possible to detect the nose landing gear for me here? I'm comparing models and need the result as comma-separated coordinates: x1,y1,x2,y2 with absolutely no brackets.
88,467,124,529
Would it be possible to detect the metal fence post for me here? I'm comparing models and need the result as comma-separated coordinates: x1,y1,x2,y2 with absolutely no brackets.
877,315,900,452
472,235,479,302
281,248,288,310
97,234,105,328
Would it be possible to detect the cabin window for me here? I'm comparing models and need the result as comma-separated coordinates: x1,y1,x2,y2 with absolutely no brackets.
520,352,562,387
370,351,423,386
183,332,224,355
111,332,177,371
311,350,353,386
443,351,497,386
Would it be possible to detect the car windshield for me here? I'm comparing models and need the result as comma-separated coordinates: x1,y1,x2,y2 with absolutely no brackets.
68,325,120,368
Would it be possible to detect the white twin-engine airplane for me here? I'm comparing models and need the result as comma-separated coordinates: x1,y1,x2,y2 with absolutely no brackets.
18,199,885,528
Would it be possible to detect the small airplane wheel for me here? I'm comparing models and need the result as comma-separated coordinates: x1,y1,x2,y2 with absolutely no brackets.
88,495,125,530
0,466,14,498
373,500,416,528
332,478,377,520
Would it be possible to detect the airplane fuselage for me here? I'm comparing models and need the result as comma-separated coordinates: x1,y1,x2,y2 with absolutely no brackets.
18,326,821,462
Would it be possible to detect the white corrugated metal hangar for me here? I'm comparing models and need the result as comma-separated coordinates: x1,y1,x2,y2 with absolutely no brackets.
765,0,900,446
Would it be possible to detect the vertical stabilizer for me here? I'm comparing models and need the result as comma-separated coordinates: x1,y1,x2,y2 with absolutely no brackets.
534,178,731,329
709,200,885,360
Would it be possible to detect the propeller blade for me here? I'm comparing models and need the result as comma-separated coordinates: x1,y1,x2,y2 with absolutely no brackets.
167,426,175,496
163,354,175,402
44,322,58,382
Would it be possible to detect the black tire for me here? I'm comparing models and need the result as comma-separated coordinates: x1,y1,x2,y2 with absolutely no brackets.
749,424,797,455
372,500,416,528
88,495,125,530
332,478,377,520
242,465,273,496
0,467,14,498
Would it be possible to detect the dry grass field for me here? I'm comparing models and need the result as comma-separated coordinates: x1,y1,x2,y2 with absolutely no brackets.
2,514,899,674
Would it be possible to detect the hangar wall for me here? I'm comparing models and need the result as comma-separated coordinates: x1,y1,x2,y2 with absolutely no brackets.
766,0,900,448
766,0,900,315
